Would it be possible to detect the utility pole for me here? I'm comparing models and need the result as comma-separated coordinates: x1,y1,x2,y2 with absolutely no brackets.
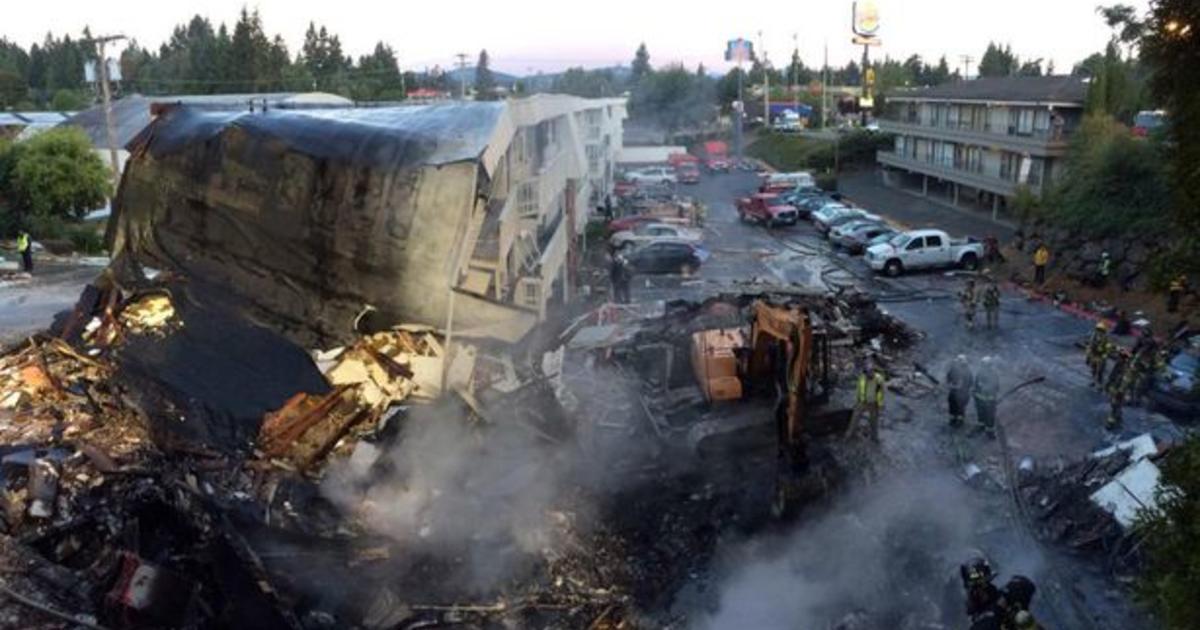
860,43,870,126
759,31,769,130
83,34,126,187
822,41,829,129
455,53,469,99
960,55,974,81
735,56,744,162
792,33,799,117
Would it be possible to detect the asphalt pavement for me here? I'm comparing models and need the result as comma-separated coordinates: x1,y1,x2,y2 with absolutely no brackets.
0,258,102,346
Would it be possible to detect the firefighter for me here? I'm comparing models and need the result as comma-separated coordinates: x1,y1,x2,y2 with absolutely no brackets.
1167,273,1187,313
961,279,978,330
845,362,871,440
1106,364,1127,431
982,280,1001,330
946,354,973,428
961,557,1001,623
869,365,886,442
973,356,1000,438
1106,347,1130,393
1033,243,1050,285
1127,341,1160,406
1096,251,1112,287
16,230,32,273
1086,322,1111,387
609,254,631,303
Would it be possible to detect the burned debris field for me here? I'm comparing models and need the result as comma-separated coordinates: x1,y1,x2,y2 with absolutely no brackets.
0,265,918,629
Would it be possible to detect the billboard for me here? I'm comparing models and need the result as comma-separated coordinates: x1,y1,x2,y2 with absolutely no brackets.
725,38,755,64
853,1,881,37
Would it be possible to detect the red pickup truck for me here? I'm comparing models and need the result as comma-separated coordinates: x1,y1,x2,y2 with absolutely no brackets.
736,193,799,227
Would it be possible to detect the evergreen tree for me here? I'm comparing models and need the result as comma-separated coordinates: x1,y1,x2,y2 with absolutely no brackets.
631,43,651,83
354,42,405,101
978,42,1018,77
474,49,497,100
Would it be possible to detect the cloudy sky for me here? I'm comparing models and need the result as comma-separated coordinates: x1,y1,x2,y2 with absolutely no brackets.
3,0,1145,75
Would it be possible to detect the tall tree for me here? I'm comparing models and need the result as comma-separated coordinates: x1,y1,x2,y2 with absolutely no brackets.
1141,0,1200,233
474,49,497,100
1018,58,1044,76
354,42,405,101
978,42,1018,77
631,43,651,83
552,67,618,98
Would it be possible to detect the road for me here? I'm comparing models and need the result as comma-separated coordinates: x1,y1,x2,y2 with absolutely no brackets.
637,171,1165,629
0,259,101,346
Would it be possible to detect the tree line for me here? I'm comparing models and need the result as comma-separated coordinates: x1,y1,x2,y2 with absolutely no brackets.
0,8,453,110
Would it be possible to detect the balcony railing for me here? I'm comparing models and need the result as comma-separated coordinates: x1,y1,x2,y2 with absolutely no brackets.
879,118,1072,156
877,150,1028,197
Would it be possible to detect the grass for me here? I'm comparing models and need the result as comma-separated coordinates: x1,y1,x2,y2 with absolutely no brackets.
746,133,834,172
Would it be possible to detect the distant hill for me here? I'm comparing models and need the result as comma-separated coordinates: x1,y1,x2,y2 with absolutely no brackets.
441,66,521,87
522,65,633,91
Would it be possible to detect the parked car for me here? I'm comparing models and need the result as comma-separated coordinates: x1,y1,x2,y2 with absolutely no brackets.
1147,350,1199,420
818,211,881,236
837,224,898,254
676,162,701,184
610,222,703,249
736,193,800,227
813,207,879,234
865,229,984,276
624,240,710,275
626,167,677,185
793,196,838,218
828,219,883,243
606,214,690,235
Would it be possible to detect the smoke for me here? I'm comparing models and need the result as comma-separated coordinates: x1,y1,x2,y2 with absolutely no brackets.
693,471,979,630
318,401,570,590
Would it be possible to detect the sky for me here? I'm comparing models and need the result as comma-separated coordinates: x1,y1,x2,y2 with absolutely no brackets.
2,0,1147,76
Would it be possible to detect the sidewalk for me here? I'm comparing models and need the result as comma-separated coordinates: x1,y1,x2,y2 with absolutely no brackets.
838,169,1017,241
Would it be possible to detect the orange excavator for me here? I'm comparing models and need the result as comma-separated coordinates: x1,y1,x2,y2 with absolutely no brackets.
692,300,833,514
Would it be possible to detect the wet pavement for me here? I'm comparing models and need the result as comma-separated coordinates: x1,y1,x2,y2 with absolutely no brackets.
633,170,1163,629
0,258,103,346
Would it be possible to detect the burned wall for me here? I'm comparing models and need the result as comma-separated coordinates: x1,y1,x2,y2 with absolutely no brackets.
109,106,487,347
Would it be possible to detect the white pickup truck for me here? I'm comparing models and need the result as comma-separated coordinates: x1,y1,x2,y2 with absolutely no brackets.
865,229,984,276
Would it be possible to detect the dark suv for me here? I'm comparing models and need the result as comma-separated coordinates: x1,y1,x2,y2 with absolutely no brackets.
1149,350,1200,420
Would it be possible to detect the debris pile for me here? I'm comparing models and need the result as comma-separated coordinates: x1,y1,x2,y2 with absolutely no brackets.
1018,434,1166,573
259,326,475,472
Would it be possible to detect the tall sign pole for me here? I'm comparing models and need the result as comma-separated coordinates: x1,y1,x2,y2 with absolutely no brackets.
83,34,126,187
851,1,881,127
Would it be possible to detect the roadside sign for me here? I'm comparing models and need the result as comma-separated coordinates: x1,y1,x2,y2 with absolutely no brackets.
865,68,876,86
853,1,881,37
725,39,754,64
852,36,883,46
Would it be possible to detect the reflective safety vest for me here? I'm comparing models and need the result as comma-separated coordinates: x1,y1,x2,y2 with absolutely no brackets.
1034,247,1050,266
16,233,29,253
1170,276,1186,292
857,373,868,405
873,371,886,407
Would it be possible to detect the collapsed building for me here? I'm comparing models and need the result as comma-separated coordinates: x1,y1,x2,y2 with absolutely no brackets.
108,95,627,346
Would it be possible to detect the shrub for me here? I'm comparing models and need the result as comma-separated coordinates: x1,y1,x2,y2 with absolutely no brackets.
1044,114,1170,237
8,127,111,221
1136,435,1200,630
